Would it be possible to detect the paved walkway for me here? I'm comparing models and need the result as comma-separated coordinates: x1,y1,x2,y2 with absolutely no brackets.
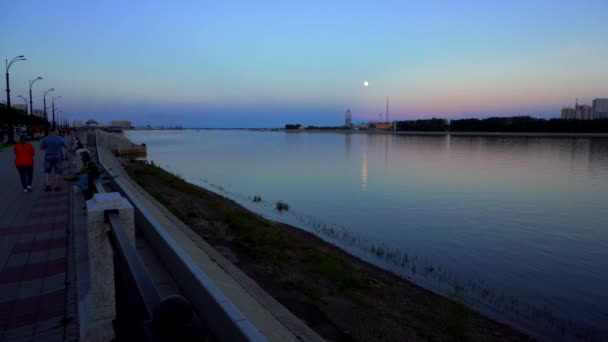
0,142,77,342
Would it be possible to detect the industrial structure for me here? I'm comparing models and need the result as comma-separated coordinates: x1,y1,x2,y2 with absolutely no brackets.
345,96,393,130
344,109,352,127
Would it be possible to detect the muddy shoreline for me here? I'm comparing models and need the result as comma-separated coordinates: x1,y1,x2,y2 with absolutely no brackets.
119,158,533,342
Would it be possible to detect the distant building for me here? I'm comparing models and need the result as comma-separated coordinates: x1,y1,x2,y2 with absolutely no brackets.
561,106,589,120
73,120,84,127
576,104,592,120
592,98,608,119
110,120,133,128
366,122,391,129
373,122,392,130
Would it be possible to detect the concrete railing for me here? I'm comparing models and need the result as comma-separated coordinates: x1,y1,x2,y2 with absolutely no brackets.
94,130,266,342
89,179,204,341
96,129,146,156
84,187,136,341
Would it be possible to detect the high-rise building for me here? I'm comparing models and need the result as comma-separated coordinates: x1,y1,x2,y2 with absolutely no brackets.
576,104,592,120
561,107,575,119
561,103,592,120
592,98,608,119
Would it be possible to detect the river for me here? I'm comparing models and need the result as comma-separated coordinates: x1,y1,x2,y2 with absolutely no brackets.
126,129,608,340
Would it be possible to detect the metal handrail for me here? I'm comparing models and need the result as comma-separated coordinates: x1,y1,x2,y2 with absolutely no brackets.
105,209,160,341
93,130,264,341
93,173,202,341
106,210,161,317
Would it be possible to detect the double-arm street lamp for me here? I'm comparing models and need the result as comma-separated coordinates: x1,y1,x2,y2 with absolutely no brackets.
5,55,27,143
29,77,43,115
17,95,28,113
43,88,54,134
52,95,62,129
57,110,67,130
5,55,26,109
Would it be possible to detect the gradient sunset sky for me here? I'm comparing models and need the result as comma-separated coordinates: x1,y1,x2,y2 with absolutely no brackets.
2,0,607,127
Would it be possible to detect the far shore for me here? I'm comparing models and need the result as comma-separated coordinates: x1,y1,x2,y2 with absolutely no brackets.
281,129,608,138
128,128,608,138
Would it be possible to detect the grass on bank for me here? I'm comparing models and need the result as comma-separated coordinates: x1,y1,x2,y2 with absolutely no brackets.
439,284,472,340
127,160,482,341
132,161,367,288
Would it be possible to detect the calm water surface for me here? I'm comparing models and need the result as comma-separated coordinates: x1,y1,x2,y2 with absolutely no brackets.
127,130,608,340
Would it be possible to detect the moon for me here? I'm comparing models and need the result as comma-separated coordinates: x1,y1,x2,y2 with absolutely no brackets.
363,81,369,87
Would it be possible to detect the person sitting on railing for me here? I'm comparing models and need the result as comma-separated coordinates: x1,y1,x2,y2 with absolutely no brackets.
75,142,91,172
67,161,102,208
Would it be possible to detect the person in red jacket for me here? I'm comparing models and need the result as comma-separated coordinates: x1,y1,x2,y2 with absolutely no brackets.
13,135,35,192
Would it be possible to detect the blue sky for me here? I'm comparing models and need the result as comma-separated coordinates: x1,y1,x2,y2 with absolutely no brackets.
2,0,607,127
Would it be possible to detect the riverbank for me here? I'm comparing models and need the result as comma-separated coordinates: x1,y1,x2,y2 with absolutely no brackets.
121,159,532,341
283,129,608,138
129,128,608,138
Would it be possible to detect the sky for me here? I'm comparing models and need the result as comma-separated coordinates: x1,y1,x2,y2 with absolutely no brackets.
1,0,607,127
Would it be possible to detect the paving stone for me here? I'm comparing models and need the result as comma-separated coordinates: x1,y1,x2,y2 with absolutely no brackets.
0,141,74,341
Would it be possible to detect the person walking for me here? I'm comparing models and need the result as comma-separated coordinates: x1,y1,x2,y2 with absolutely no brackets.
13,135,35,192
40,128,67,192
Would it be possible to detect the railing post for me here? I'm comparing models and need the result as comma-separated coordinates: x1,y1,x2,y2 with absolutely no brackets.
85,192,134,342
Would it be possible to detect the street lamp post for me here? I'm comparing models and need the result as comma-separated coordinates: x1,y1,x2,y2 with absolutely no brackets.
52,95,62,129
5,55,27,144
57,110,67,130
43,88,54,134
5,55,26,109
28,77,43,115
17,95,28,114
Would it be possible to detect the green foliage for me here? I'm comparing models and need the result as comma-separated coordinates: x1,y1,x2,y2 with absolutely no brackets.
394,116,608,133
0,106,49,126
285,124,303,130
450,117,608,133
287,279,324,301
395,118,449,131
439,284,471,341
136,163,201,195
221,208,289,262
302,248,366,291
151,191,187,222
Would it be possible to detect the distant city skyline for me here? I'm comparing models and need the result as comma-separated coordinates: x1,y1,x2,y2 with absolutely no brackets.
2,0,607,127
